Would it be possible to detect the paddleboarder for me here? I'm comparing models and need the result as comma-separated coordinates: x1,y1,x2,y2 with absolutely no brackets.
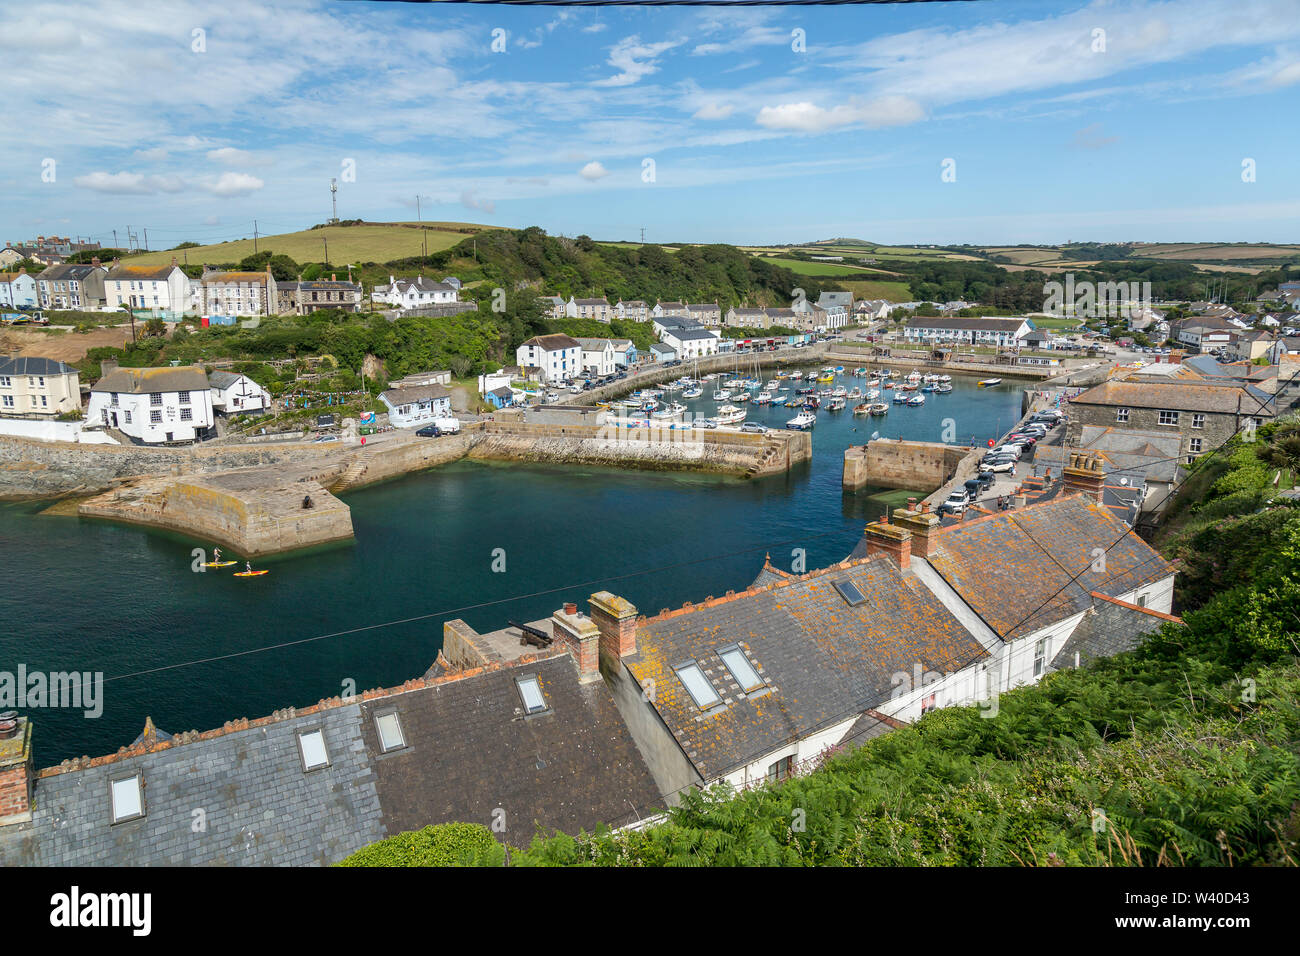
213,547,222,563
245,561,253,574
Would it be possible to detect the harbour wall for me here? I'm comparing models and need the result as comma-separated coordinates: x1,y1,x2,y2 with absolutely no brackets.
843,439,970,492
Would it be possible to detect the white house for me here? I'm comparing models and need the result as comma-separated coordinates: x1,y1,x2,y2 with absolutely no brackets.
0,271,38,309
816,292,852,330
585,490,1177,801
104,263,191,317
371,276,458,309
903,316,1033,347
576,338,619,377
379,384,452,428
207,371,271,415
86,364,215,444
0,356,80,418
661,327,719,359
516,333,581,384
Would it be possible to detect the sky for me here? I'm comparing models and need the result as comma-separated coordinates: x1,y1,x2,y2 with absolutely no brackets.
2,0,1299,249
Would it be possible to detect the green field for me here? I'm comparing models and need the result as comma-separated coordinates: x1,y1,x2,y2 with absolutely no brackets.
836,279,912,301
123,221,499,267
1028,316,1085,330
762,257,886,277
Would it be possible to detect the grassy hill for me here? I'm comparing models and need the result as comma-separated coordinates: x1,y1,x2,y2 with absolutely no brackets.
122,221,500,268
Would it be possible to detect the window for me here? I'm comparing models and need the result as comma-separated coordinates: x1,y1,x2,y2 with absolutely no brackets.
2,395,12,408
1033,638,1048,677
374,711,406,752
296,729,330,771
180,408,192,422
1158,410,1179,426
1115,407,1129,423
1191,413,1205,429
675,662,721,709
720,646,764,692
150,392,162,406
516,676,547,715
1189,438,1202,454
124,410,131,424
1136,594,1148,608
150,410,162,424
0,376,8,387
832,579,868,607
766,755,795,783
178,391,190,404
110,772,145,824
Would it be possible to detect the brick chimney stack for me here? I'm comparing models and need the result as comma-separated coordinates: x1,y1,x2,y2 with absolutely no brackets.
892,502,942,559
589,592,638,666
552,603,601,683
0,714,33,826
862,518,912,569
1063,451,1106,503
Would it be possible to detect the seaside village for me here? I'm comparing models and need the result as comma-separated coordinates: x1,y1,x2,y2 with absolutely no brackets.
1,242,1299,863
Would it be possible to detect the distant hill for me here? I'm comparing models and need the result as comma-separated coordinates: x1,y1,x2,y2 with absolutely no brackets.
119,220,501,268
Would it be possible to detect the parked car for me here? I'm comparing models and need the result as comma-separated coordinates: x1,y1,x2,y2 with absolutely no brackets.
994,444,1023,460
740,423,769,434
980,459,1015,474
937,491,968,516
415,424,443,438
1007,434,1038,446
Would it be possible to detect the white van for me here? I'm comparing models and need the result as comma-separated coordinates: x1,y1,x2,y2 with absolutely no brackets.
434,417,461,435
995,444,1023,459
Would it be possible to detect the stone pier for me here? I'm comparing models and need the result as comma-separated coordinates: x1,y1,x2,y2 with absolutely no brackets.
843,438,970,493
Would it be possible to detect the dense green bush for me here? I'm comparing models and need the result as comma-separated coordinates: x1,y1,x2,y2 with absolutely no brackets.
336,823,504,867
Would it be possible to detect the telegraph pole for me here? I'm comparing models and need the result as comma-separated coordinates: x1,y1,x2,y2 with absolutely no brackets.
323,236,329,266
253,220,258,256
143,228,148,251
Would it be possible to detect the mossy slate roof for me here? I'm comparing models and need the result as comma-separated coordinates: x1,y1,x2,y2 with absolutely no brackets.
627,555,988,781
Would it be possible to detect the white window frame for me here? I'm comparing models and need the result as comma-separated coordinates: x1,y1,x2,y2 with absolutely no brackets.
517,675,548,715
296,728,331,772
720,646,764,693
1158,410,1179,426
109,771,145,824
675,662,721,710
1116,407,1129,423
374,711,407,753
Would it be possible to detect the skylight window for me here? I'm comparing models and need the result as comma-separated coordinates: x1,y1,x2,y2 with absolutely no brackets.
833,579,868,607
110,773,144,824
297,729,330,772
720,646,764,693
375,711,406,753
517,676,547,715
676,663,721,709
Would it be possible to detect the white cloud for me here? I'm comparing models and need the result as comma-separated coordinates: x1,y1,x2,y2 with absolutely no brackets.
74,170,185,194
579,161,610,181
582,23,608,34
693,102,734,120
595,36,683,87
460,190,496,214
1070,122,1118,150
208,147,262,166
756,96,924,132
204,172,264,196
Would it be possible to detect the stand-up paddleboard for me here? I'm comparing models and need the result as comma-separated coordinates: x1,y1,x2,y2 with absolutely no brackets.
203,561,237,568
233,570,269,577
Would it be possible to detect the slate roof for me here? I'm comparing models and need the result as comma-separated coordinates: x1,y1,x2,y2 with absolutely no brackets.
905,317,1028,332
93,366,210,394
1048,593,1178,671
1069,380,1275,415
377,276,454,294
379,384,450,405
37,263,103,281
520,333,580,351
649,343,676,355
625,554,988,781
925,494,1174,640
107,265,182,281
0,355,76,376
207,370,250,390
573,297,610,306
357,654,661,844
0,707,386,866
664,328,717,341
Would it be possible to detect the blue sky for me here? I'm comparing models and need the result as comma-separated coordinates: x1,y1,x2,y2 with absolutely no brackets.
3,0,1299,248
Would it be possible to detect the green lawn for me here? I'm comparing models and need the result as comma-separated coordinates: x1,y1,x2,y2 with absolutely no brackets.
1028,316,1085,330
836,279,912,301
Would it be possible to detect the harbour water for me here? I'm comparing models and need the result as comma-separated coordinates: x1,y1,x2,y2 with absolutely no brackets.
0,367,1023,764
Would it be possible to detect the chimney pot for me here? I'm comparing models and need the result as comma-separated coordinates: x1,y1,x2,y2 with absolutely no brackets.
564,602,577,615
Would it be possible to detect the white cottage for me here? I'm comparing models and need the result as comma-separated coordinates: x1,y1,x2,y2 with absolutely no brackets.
379,384,452,428
86,364,215,444
516,333,581,384
208,371,272,415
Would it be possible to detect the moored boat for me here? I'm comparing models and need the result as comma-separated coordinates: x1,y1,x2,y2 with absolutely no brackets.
786,411,816,430
907,393,926,406
853,402,871,416
713,404,747,424
868,402,889,416
934,383,953,394
978,378,1002,387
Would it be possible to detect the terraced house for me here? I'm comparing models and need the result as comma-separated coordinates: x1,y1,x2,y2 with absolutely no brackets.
104,262,189,316
725,307,770,329
0,356,80,418
36,261,109,310
0,270,38,309
567,296,612,322
199,266,277,318
904,316,1033,347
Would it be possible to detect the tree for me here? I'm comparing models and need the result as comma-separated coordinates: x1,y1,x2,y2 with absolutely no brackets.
143,317,166,337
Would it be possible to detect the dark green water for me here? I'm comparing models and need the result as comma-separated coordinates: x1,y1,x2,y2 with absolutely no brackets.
0,368,1023,764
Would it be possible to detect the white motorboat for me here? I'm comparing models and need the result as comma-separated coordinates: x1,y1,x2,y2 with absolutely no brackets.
712,404,747,425
786,411,816,430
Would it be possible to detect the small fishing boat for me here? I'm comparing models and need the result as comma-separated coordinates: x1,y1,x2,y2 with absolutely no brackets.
803,396,821,410
713,404,747,425
795,386,815,396
939,374,952,383
754,391,775,405
868,403,889,416
682,387,703,399
847,387,863,399
854,367,868,376
921,384,936,393
899,383,918,391
766,380,781,390
978,378,1002,388
816,373,835,384
893,392,910,404
853,402,871,416
712,389,732,401
827,396,847,411
733,391,751,403
934,383,953,394
832,386,848,397
834,365,845,373
786,411,816,430
866,389,881,400
907,393,926,406
640,399,659,412
783,397,802,408
789,370,804,380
